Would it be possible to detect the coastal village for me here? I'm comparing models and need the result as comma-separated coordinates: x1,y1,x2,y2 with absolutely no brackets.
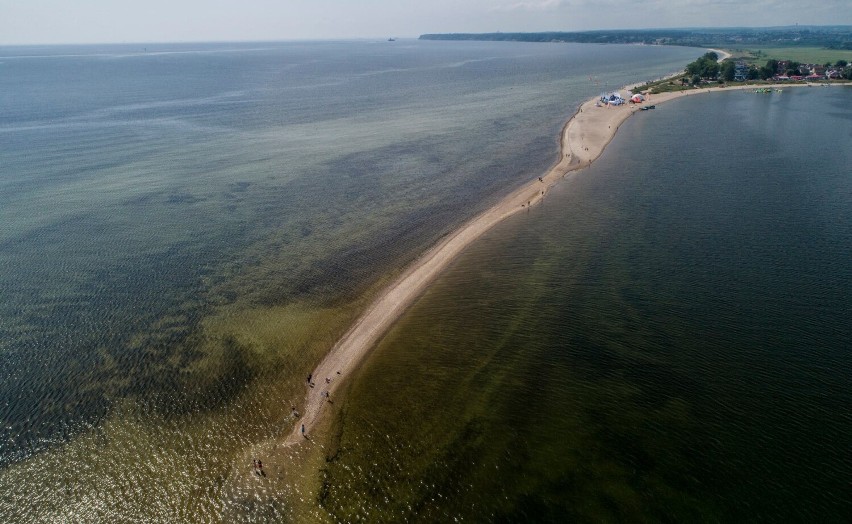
632,51,852,95
731,59,851,81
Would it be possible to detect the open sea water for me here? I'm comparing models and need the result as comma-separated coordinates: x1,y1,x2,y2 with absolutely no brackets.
325,87,852,522
0,40,700,521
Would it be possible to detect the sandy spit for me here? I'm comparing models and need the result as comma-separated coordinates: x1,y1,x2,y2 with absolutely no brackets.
284,80,844,447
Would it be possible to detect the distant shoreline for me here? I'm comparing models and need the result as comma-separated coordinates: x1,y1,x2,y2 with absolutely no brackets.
281,79,850,449
417,27,852,50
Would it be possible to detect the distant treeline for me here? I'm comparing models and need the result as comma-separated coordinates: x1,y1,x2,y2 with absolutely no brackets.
419,27,852,50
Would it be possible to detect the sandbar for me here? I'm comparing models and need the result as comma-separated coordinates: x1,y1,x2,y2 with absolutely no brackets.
284,79,842,446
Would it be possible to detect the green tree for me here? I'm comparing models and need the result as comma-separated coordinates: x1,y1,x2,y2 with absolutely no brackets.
765,59,779,74
691,74,701,86
747,66,761,80
720,60,736,81
686,60,701,76
836,60,848,67
685,53,721,80
702,61,720,78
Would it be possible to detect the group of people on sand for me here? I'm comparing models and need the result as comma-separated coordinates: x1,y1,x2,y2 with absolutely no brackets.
296,371,342,440
252,459,265,477
307,373,335,388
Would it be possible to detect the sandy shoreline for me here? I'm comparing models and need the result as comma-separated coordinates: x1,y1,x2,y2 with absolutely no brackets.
283,79,845,447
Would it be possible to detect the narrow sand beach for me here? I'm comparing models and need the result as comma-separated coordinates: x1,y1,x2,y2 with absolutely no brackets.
284,79,835,447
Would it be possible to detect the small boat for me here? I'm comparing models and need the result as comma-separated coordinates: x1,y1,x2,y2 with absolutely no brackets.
388,38,396,42
640,105,656,110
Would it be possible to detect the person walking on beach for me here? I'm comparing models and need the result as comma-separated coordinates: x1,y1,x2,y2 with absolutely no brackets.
301,424,306,437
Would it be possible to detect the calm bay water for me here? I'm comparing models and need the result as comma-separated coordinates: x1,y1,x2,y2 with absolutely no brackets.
0,41,701,521
323,88,852,521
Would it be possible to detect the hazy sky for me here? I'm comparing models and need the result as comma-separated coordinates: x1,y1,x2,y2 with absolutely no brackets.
1,0,850,45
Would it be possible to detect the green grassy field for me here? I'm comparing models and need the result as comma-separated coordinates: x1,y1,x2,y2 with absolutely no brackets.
729,46,852,65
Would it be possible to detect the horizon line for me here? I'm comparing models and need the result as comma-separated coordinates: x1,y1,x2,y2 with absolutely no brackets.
3,24,850,48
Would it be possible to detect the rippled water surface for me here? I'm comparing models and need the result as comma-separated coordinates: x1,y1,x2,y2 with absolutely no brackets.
0,40,701,521
323,88,852,521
